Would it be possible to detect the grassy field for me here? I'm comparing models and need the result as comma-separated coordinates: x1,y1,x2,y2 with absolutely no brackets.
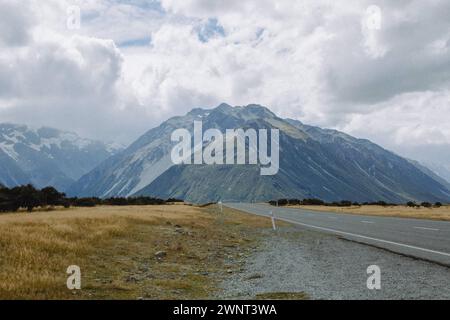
0,204,273,300
289,205,450,221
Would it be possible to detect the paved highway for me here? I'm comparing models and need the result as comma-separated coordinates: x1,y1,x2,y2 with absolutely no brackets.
225,203,450,266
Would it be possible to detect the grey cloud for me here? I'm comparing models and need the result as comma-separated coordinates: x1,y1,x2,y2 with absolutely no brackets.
0,37,122,100
1,0,450,167
0,0,34,46
324,0,450,105
0,34,149,143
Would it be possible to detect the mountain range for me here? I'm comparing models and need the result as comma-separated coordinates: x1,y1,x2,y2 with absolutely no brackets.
0,124,122,191
66,104,450,203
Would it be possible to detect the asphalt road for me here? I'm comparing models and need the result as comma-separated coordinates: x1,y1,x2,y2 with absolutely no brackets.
225,203,450,266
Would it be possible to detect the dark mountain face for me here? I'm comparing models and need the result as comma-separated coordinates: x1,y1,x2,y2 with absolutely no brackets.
69,104,450,203
0,124,122,191
0,149,30,187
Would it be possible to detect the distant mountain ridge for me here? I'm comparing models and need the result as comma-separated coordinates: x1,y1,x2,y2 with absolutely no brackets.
68,104,450,203
423,162,450,185
0,123,122,191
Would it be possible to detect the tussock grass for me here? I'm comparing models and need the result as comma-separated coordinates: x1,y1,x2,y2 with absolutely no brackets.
0,205,271,300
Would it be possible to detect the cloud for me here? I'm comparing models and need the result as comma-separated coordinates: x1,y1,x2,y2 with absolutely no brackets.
323,0,450,106
0,0,35,46
0,1,152,142
1,36,121,100
0,0,450,170
158,0,450,108
339,89,450,169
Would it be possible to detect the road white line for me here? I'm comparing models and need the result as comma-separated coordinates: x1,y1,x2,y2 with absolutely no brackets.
226,206,450,259
277,217,450,257
361,221,374,224
414,227,439,231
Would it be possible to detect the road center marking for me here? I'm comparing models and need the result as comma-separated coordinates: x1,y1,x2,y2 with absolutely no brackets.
414,226,439,231
277,217,450,257
361,221,374,224
225,205,450,259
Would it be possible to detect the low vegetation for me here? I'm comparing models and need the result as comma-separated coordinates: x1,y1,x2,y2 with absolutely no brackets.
0,204,273,300
0,184,182,213
269,198,445,209
269,198,450,221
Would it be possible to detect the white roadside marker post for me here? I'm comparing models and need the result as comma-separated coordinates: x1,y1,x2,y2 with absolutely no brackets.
270,211,277,231
218,201,223,213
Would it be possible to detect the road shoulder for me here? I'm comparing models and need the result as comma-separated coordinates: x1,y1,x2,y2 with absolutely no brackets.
218,225,450,300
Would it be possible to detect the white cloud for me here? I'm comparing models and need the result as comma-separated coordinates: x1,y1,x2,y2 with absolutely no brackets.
0,0,449,170
0,0,153,142
340,90,450,165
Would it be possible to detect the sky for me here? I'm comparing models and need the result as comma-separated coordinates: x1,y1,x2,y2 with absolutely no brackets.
0,0,450,172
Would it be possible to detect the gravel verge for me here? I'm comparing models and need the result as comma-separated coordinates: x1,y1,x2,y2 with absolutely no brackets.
219,226,450,300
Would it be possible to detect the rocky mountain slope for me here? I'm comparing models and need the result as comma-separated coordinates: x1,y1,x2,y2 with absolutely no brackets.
68,104,450,203
0,124,122,191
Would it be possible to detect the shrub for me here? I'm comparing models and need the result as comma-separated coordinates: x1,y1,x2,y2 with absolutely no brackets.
0,185,174,213
302,198,325,206
167,198,184,203
406,201,417,207
73,198,98,207
421,202,432,208
12,184,41,212
339,200,352,207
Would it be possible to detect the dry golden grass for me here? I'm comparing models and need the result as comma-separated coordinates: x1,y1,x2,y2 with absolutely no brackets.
290,205,450,221
0,204,272,300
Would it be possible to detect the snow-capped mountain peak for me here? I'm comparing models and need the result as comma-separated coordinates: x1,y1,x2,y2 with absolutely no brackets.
68,104,450,203
0,123,123,191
